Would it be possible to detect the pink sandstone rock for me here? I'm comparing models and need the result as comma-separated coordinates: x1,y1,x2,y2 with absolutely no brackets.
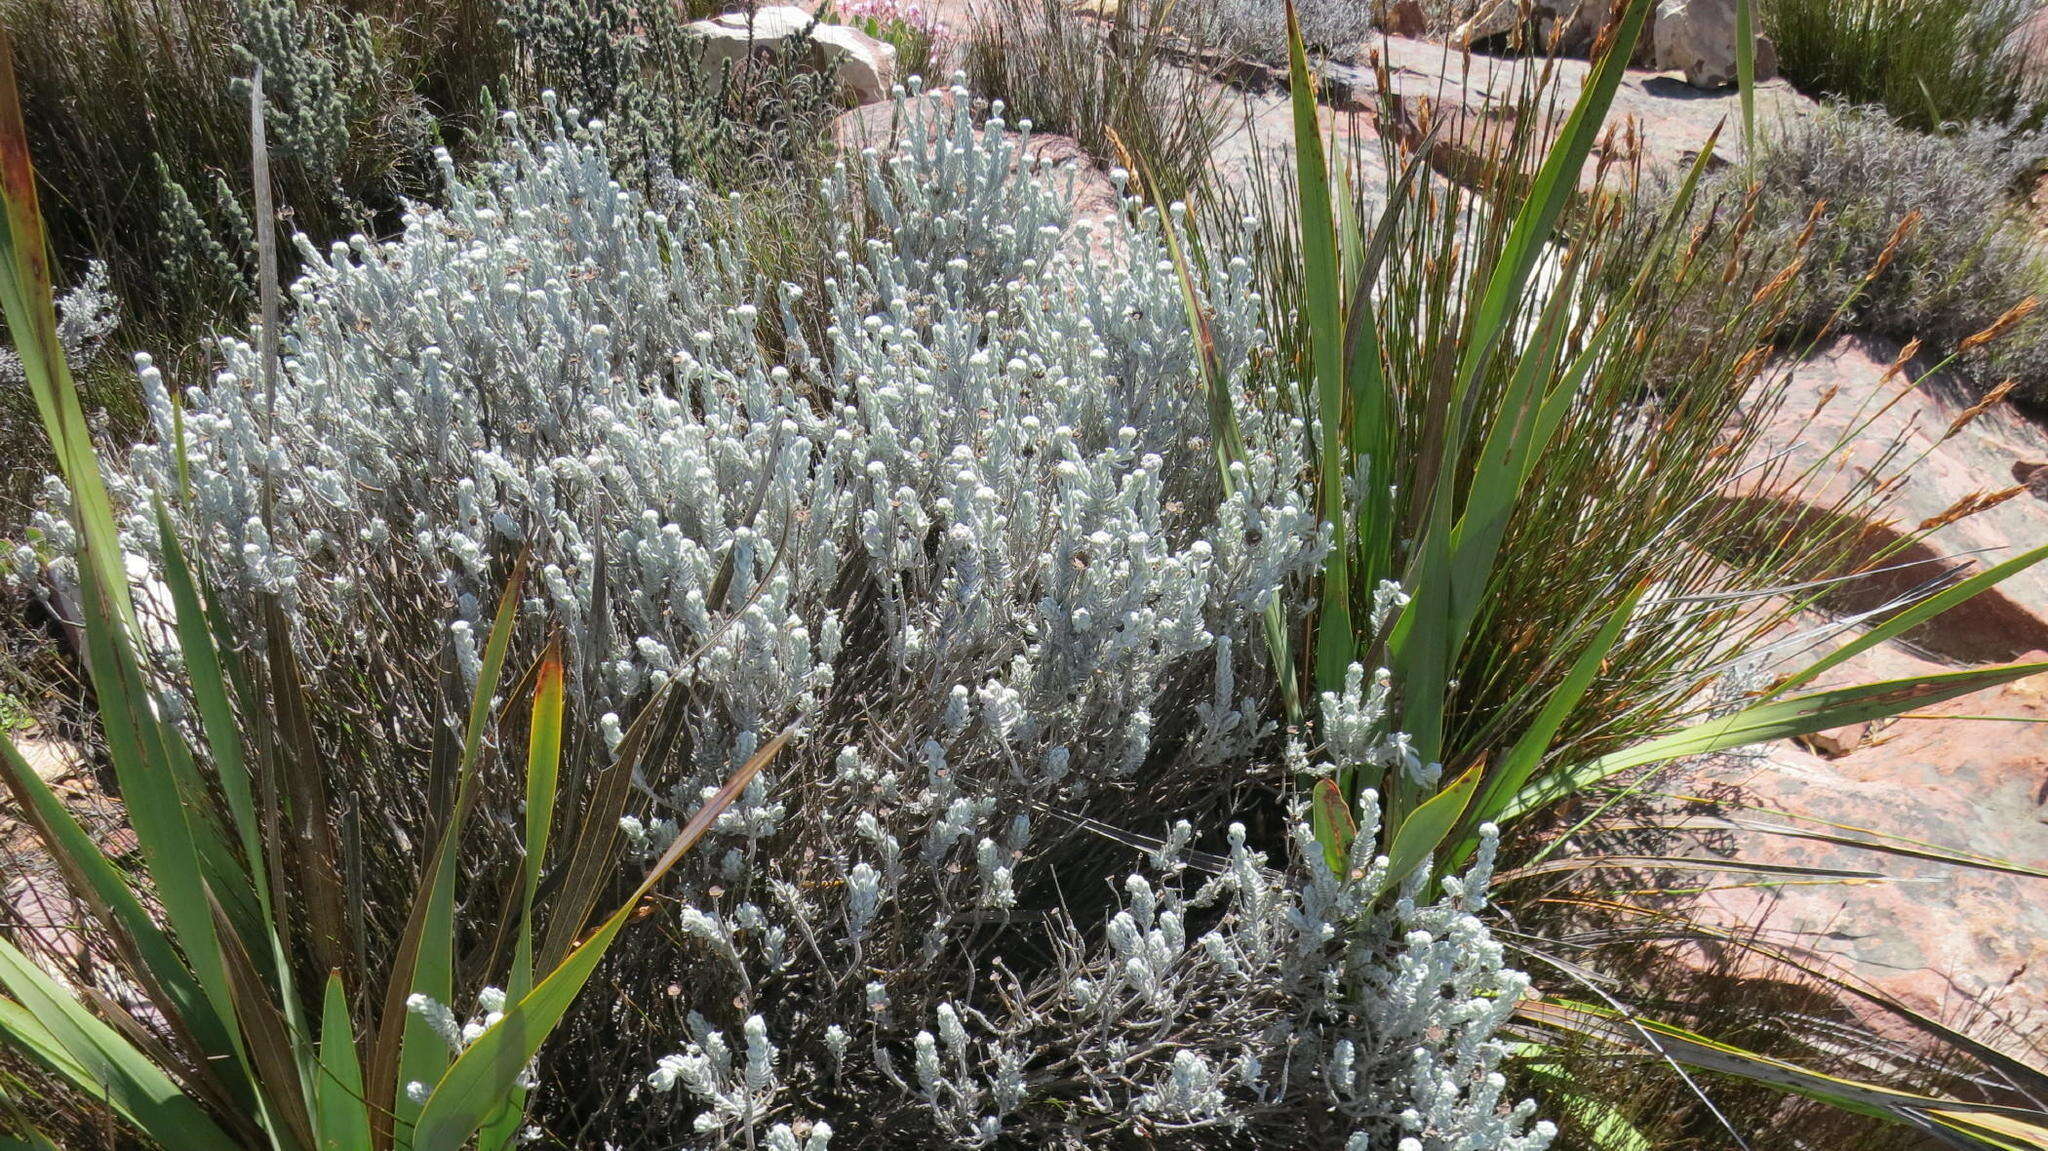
1745,336,2048,659
1665,658,2048,1058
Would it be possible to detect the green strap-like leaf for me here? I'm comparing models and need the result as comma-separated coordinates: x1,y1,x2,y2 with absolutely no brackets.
316,973,372,1151
1383,759,1482,892
1454,0,1653,398
510,642,566,1003
0,32,137,640
2,23,258,1082
205,890,316,1151
1283,0,1360,697
369,556,529,1149
0,944,238,1151
410,725,797,1151
1389,0,1655,778
0,735,228,1060
1776,541,2048,695
478,644,568,1151
1511,660,2048,821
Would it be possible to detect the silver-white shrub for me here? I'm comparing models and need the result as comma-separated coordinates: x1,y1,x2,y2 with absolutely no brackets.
642,702,1554,1149
76,83,1546,1146
0,261,116,388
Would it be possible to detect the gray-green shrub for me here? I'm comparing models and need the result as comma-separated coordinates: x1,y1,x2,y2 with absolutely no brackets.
1707,104,2048,404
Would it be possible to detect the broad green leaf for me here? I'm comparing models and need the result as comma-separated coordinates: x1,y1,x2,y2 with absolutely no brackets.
0,735,224,1057
2,28,253,1082
1383,760,1482,891
1510,660,2048,822
1454,0,1652,396
511,642,566,1002
480,643,567,1150
1439,127,1726,640
1441,261,1581,646
1342,127,1432,596
537,680,679,970
0,942,238,1151
62,342,254,1100
0,31,136,639
371,556,528,1149
1284,0,1358,696
205,890,315,1151
1775,541,2048,695
316,973,371,1151
410,725,797,1151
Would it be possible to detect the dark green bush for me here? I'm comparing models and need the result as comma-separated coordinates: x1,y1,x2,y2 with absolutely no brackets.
1766,0,2047,132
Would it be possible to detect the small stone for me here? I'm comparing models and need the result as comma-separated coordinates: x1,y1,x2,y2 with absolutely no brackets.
2012,459,2048,500
1653,0,1778,90
1795,725,1866,759
14,735,85,785
1381,0,1428,37
681,5,898,107
97,826,140,859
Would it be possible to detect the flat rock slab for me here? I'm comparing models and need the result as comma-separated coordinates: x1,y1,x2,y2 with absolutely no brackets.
1746,336,2048,661
1206,94,1400,212
1669,657,2048,1057
1665,334,2048,1057
1355,34,1816,186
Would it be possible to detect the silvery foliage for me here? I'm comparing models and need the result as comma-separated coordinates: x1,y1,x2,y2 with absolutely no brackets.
66,76,1544,1145
1192,0,1376,55
645,664,1553,1150
96,80,1312,769
0,260,116,387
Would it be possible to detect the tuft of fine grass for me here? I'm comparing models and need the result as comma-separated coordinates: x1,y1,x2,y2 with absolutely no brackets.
964,0,1234,205
1766,0,2047,132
